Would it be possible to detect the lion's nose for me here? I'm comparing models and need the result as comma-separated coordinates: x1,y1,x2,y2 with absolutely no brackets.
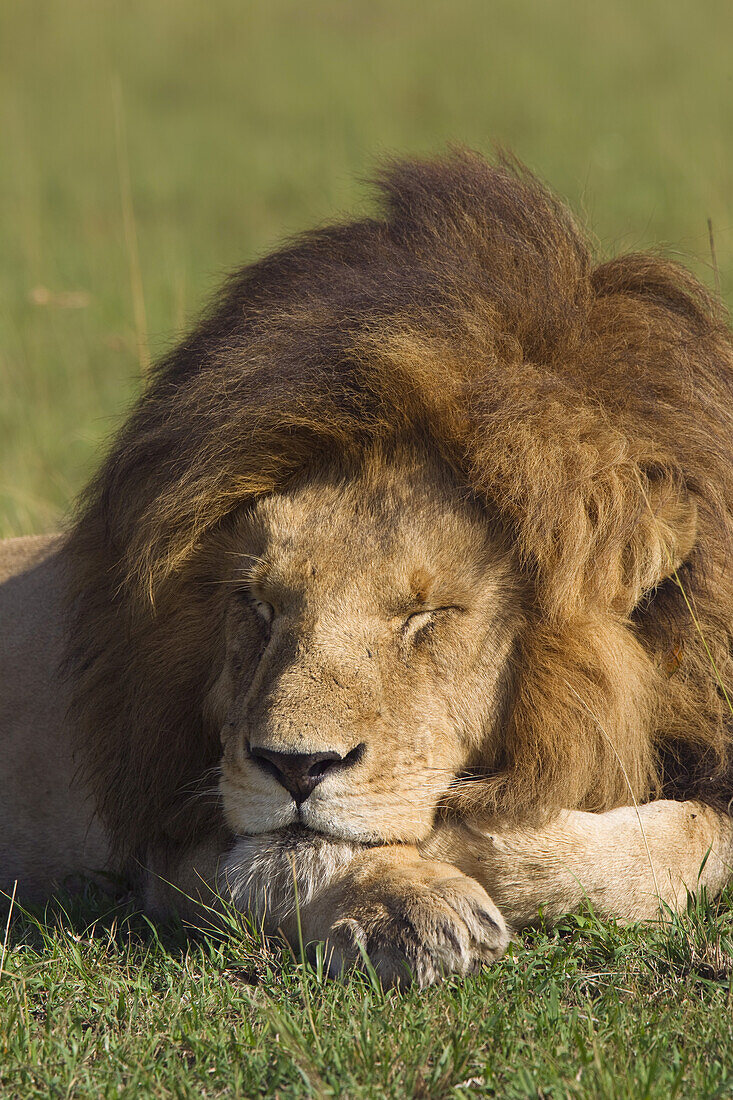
249,747,347,805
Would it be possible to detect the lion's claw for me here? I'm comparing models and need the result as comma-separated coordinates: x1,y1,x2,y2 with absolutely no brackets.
323,873,508,988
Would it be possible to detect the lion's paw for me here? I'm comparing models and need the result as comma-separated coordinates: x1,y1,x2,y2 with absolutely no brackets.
322,871,509,988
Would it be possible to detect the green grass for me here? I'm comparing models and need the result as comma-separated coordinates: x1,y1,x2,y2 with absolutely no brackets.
2,0,733,1095
2,888,733,1099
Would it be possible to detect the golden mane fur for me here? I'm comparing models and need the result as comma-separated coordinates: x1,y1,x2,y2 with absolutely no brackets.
63,150,733,868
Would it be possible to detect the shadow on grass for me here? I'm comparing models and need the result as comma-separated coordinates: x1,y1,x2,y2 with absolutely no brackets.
3,879,185,953
4,876,733,998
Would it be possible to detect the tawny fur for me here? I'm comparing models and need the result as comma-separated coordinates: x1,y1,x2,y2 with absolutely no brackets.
61,150,733,870
3,152,733,987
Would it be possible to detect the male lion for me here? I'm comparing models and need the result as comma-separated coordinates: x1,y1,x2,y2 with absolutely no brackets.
2,151,733,987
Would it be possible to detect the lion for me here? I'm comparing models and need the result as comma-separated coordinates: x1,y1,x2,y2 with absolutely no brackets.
2,150,733,987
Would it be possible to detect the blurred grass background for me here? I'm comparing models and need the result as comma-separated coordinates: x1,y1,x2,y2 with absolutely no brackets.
2,6,733,1096
1,0,732,537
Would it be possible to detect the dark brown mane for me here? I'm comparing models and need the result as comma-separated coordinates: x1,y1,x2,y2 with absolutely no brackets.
63,150,733,864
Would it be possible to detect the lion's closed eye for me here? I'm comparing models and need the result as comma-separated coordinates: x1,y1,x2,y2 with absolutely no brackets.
235,589,275,637
401,606,462,642
252,599,275,625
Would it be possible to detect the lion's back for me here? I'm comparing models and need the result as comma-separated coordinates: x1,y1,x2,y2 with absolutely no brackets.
0,536,111,903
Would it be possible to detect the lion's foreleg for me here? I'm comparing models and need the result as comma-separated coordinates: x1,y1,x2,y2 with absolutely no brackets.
422,801,733,930
219,833,509,986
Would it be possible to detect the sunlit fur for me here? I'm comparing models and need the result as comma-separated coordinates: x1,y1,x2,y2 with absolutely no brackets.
62,150,733,879
212,452,522,844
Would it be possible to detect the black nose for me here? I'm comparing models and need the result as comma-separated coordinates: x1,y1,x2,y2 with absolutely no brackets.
249,747,346,805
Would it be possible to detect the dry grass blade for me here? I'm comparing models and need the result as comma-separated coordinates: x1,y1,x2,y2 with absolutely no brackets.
707,217,722,300
0,881,18,981
112,76,150,374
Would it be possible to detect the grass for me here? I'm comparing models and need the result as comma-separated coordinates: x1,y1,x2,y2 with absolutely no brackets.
2,887,733,1099
1,0,733,1095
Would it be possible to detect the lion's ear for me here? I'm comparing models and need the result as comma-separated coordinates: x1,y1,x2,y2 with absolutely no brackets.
624,481,698,611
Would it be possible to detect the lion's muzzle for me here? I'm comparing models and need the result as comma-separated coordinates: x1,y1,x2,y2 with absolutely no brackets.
248,742,366,805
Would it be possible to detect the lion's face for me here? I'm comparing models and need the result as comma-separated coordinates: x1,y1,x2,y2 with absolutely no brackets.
212,453,524,845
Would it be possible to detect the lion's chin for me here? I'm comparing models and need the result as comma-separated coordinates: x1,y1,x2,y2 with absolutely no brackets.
277,821,389,847
226,804,408,846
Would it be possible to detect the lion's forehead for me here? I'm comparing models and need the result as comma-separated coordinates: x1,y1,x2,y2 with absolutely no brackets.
235,454,502,609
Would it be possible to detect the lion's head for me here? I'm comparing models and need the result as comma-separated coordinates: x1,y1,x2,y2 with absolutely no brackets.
212,449,522,844
63,150,733,870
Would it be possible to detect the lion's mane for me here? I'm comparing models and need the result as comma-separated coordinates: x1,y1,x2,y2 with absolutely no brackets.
63,151,733,867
